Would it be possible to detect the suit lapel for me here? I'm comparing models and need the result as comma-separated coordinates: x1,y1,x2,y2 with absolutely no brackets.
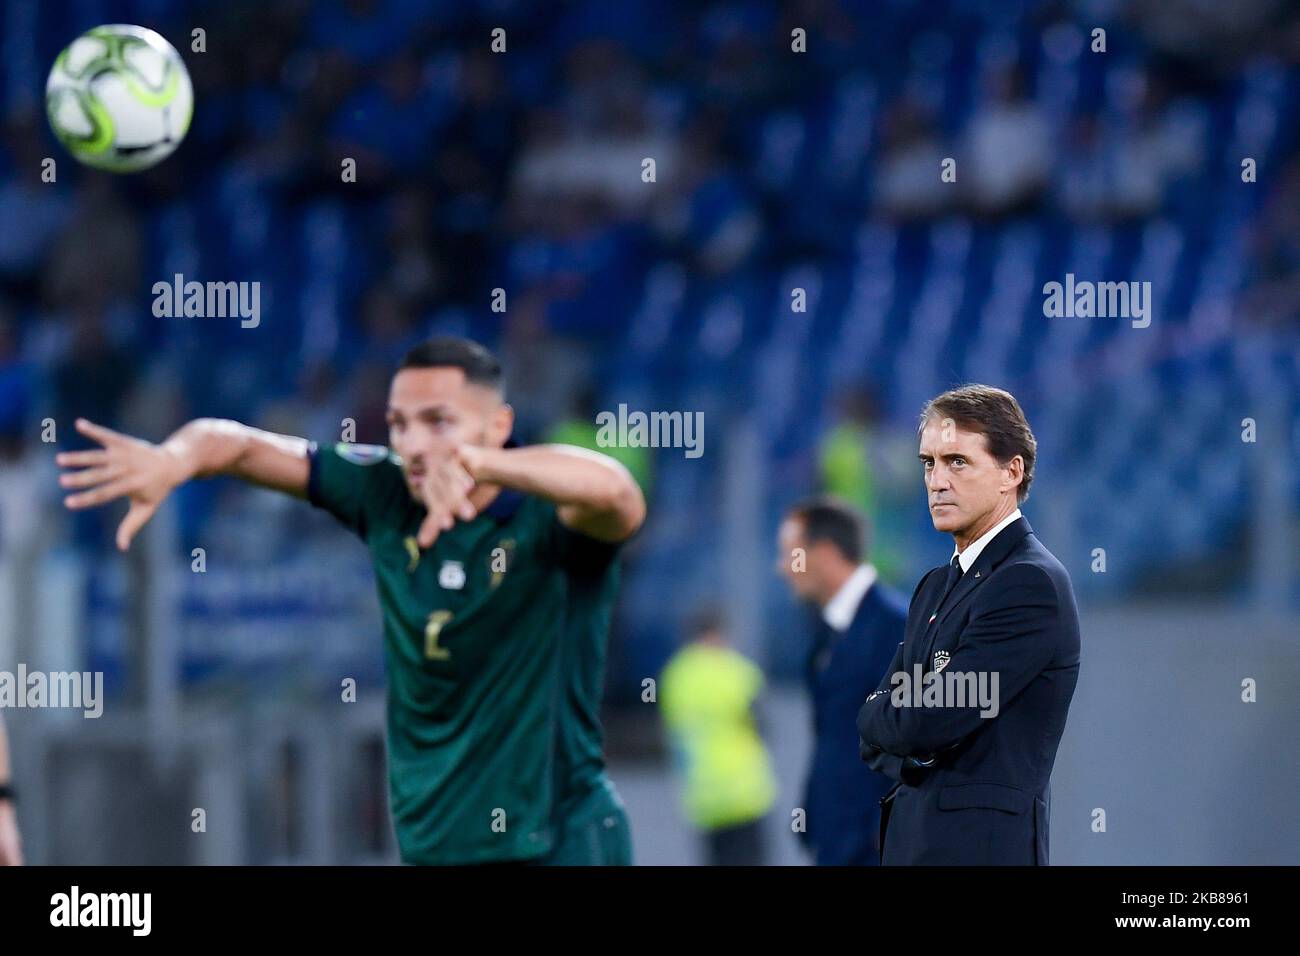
807,616,836,684
921,517,1035,668
816,579,881,677
906,570,944,670
844,584,877,637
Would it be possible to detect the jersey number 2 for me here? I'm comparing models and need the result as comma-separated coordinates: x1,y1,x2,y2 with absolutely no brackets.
424,610,454,661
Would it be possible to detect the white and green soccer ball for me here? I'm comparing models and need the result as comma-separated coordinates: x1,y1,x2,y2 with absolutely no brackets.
45,24,193,173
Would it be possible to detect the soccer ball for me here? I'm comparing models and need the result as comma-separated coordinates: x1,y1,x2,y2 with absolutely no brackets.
45,24,193,173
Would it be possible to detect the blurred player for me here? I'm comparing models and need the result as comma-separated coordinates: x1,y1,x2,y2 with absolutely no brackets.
56,336,644,865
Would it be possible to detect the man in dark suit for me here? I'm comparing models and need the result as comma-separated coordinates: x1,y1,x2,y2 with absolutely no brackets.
857,385,1080,865
778,497,907,865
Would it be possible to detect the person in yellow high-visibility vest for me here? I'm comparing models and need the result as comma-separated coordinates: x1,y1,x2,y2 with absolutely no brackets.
659,610,777,865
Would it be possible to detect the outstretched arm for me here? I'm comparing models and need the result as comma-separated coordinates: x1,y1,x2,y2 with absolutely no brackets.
457,443,645,544
58,417,310,551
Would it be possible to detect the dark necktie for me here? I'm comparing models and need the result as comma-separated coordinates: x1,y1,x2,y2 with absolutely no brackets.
940,554,964,601
929,554,965,624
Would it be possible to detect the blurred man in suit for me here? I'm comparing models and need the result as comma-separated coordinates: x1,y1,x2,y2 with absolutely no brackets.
778,497,907,865
858,385,1080,865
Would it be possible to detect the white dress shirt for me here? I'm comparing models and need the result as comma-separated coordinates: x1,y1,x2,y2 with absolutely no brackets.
953,508,1023,573
821,563,878,632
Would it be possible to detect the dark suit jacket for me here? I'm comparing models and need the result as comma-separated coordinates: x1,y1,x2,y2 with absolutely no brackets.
802,581,907,865
856,516,1080,865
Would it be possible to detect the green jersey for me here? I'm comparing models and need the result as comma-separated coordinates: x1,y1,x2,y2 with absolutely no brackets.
550,519,622,818
307,441,622,865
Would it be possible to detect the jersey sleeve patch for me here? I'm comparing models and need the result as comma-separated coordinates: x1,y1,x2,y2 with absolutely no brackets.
336,442,392,465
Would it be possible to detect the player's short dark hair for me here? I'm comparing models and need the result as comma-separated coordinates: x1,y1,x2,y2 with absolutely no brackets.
920,384,1037,503
399,336,503,392
787,496,868,564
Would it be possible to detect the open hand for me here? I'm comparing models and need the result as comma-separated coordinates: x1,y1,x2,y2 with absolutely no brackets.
414,447,480,549
57,418,188,551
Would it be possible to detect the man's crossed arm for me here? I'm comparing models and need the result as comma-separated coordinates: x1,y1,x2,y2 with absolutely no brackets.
857,564,1060,779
